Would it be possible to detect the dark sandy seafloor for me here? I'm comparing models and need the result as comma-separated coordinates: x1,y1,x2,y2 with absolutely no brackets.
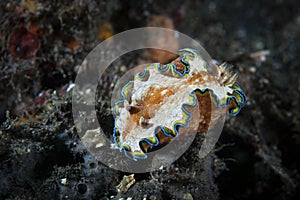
0,0,299,199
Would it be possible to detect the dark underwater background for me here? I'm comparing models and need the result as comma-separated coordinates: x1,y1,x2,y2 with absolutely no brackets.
0,0,299,199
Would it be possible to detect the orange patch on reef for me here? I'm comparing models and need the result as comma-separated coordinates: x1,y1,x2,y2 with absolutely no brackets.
8,26,40,59
28,23,39,35
15,113,41,125
19,0,38,14
67,37,79,52
98,22,113,40
146,15,179,63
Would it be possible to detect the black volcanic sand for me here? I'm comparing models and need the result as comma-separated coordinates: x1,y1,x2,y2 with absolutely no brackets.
0,0,299,199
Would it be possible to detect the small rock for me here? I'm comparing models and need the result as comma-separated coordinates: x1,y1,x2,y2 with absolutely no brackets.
183,193,193,200
116,174,135,193
60,178,67,185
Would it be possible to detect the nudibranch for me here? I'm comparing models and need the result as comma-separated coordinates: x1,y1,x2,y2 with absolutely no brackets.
113,48,246,160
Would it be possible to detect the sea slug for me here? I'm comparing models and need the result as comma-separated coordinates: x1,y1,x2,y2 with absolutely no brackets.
113,48,246,160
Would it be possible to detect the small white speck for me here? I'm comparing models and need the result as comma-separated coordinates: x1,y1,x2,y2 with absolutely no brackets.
86,88,91,94
160,89,168,95
110,143,118,149
249,67,256,73
66,83,75,93
120,65,127,72
260,55,267,62
60,178,67,185
95,143,104,148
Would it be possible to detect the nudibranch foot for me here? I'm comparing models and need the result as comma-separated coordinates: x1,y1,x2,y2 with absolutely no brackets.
113,48,246,160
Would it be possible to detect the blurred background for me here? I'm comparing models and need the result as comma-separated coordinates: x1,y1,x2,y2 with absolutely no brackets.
0,0,299,199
